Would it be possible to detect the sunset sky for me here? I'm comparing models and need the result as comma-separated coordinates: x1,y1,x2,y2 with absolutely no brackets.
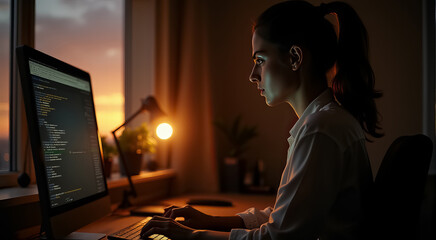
0,0,125,139
35,0,124,138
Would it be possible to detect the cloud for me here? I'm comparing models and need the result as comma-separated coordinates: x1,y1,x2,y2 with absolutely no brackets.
106,48,121,58
0,1,10,57
35,1,122,48
34,0,124,96
35,0,121,25
0,1,10,23
0,0,9,8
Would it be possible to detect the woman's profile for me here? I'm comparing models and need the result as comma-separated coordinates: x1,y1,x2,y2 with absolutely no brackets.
140,1,382,239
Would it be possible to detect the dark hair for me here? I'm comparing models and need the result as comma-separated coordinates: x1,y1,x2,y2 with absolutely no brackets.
254,1,383,140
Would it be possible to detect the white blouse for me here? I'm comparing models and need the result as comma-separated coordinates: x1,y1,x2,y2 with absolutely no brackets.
230,89,373,240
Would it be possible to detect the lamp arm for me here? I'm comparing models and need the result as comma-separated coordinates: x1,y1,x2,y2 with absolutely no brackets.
112,107,144,133
110,106,147,200
112,130,138,199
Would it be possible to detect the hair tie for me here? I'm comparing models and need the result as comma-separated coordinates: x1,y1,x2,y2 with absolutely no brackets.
318,3,329,16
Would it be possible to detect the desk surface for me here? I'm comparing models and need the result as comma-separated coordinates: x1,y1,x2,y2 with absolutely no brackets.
78,193,276,238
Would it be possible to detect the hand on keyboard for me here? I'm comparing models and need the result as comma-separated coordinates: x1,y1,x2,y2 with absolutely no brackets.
140,216,199,240
148,234,171,240
162,205,214,230
107,217,172,240
107,218,151,240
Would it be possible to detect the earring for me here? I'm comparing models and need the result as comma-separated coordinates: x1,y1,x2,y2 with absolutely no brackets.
292,63,298,71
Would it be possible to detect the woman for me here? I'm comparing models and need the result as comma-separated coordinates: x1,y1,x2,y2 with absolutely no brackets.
141,1,382,239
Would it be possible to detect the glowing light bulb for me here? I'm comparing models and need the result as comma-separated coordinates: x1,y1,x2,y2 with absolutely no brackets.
156,123,173,140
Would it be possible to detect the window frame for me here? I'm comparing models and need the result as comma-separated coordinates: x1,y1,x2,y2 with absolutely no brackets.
0,0,34,188
124,0,156,123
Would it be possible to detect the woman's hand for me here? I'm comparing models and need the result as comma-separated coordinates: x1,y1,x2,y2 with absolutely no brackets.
163,205,215,230
140,216,201,240
140,215,231,240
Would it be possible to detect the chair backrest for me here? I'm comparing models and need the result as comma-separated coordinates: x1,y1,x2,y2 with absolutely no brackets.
371,134,433,239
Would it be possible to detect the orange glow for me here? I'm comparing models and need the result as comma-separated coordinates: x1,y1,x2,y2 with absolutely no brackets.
95,110,124,138
0,114,8,138
328,12,340,40
94,92,124,138
156,123,173,140
326,63,337,87
0,102,9,138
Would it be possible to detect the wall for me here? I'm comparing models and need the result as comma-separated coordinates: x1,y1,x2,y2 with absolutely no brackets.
207,0,423,188
350,0,423,174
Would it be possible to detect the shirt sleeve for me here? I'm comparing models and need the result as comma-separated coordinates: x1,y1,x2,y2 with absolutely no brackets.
236,207,273,229
230,133,343,240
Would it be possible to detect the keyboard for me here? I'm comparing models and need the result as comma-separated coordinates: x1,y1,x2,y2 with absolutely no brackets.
107,217,171,240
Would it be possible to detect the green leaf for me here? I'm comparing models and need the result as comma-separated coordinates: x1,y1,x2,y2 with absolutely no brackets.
214,115,258,157
118,123,156,154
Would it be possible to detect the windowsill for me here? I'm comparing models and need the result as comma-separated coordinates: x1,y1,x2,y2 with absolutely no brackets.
0,183,39,208
0,172,20,188
106,169,176,189
0,169,176,208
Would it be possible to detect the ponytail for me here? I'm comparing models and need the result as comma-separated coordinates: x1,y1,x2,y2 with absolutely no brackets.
322,2,383,140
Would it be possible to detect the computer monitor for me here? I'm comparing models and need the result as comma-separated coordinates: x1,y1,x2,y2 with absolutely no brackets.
16,45,111,239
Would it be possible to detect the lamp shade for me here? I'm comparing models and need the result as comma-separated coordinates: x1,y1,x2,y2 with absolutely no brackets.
141,96,166,121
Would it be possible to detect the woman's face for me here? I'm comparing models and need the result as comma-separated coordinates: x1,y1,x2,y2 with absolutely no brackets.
249,31,299,106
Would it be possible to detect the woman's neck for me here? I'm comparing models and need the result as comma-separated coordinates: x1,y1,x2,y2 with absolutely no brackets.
290,80,327,118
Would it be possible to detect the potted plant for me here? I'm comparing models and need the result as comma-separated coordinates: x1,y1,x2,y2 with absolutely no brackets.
118,123,157,175
214,115,258,192
101,136,118,178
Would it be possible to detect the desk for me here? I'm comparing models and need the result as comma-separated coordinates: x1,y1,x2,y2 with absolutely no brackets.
77,193,275,238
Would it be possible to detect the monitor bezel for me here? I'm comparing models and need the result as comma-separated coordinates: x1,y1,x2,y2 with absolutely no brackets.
16,45,110,234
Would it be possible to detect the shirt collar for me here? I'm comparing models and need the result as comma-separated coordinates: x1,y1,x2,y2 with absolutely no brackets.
289,88,335,137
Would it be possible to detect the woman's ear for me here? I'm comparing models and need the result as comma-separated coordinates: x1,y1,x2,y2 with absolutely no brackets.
289,45,303,71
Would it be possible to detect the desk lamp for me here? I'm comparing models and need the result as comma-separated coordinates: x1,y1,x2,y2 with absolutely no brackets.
112,96,173,208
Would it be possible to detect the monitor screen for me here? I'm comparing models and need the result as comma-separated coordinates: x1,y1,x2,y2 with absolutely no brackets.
17,45,111,239
29,59,106,208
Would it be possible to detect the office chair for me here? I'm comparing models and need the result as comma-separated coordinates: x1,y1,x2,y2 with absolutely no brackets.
370,134,433,239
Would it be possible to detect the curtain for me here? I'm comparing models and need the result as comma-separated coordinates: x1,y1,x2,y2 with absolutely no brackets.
154,0,219,194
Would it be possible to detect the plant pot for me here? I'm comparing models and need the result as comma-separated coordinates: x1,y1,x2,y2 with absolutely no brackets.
146,158,158,171
221,157,246,192
120,152,142,176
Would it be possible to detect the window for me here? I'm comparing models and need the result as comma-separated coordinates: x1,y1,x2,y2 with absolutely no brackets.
35,0,124,139
1,0,154,185
0,0,10,172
